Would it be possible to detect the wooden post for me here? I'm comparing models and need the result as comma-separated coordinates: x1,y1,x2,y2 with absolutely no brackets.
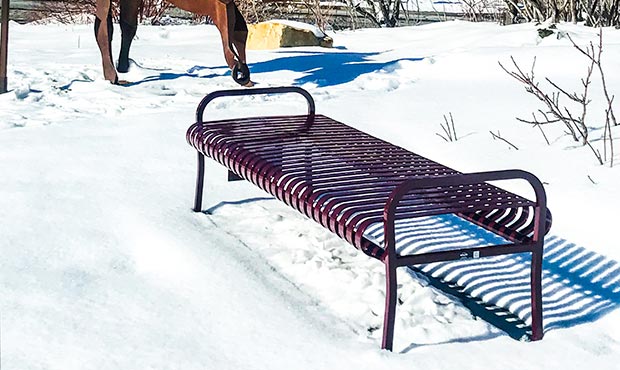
0,0,9,93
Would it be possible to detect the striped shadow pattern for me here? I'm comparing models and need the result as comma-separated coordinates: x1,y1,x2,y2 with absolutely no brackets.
365,216,620,334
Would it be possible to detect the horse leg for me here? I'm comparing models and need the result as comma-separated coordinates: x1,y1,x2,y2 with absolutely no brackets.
94,0,117,83
220,2,250,85
210,2,244,67
215,5,237,71
118,0,140,73
166,0,250,84
230,4,248,65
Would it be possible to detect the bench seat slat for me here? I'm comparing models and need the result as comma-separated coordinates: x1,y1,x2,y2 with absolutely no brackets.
187,114,551,260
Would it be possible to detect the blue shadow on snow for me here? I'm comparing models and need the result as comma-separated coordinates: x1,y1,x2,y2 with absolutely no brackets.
364,214,620,336
123,70,223,87
248,50,424,87
205,197,620,349
61,51,424,88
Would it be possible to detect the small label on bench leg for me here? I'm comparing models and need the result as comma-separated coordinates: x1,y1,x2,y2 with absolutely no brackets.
460,250,481,259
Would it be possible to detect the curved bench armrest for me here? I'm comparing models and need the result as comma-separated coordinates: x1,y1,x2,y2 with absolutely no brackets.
382,169,548,259
195,86,316,123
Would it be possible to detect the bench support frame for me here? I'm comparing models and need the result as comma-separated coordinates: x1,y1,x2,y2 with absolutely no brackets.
189,86,548,351
381,171,547,349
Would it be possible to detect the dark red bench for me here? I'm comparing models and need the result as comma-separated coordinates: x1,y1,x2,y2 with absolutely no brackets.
186,86,552,350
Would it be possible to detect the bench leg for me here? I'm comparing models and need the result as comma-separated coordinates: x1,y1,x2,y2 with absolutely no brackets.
381,261,398,351
193,152,205,212
530,246,544,340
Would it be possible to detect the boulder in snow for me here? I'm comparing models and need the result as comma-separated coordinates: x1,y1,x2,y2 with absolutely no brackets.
247,20,333,50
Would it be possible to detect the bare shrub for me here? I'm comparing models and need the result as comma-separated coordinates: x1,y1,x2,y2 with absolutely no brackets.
235,0,337,32
140,0,174,24
35,0,172,24
505,0,620,27
299,0,336,31
499,29,616,166
236,0,284,24
35,0,96,23
349,0,402,27
461,0,504,22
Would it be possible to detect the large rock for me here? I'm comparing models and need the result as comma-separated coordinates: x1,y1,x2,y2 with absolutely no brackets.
247,20,333,50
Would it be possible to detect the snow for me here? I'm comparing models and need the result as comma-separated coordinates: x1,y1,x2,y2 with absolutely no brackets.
1,20,620,369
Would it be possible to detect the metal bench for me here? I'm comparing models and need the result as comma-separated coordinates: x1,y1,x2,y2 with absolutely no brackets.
186,86,552,350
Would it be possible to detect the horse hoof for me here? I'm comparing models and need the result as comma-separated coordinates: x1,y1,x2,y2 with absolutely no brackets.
117,60,130,73
232,63,251,86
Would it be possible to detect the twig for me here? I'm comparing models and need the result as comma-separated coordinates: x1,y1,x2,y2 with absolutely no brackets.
587,175,597,185
490,131,519,150
437,113,457,142
536,123,550,145
604,95,615,167
436,133,450,142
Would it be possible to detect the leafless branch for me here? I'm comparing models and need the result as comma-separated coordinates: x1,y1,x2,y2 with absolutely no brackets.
500,30,617,166
567,30,617,127
499,56,582,142
587,175,597,185
490,131,519,150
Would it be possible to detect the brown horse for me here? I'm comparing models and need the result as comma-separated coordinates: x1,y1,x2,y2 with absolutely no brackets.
94,0,250,85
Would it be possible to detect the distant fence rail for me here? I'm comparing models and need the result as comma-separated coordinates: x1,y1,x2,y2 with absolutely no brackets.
274,3,502,29
1,0,46,23
3,0,504,26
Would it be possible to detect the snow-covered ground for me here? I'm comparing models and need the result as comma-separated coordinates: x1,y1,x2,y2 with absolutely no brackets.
1,20,619,369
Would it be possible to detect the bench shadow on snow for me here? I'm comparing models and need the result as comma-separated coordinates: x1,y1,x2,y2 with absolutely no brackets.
363,215,620,351
208,198,619,350
204,197,274,215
